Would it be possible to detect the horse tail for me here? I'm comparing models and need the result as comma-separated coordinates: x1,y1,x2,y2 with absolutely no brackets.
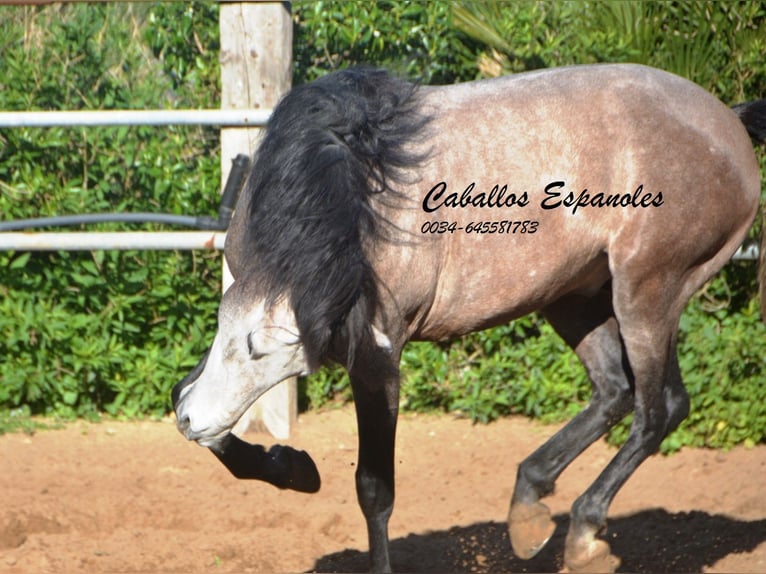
733,99,766,144
733,99,766,319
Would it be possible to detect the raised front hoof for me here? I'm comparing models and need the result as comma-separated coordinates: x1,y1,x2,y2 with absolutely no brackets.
564,534,620,573
508,501,556,559
210,434,321,493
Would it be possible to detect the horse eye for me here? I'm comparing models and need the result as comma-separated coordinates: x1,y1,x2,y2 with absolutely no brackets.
247,335,266,360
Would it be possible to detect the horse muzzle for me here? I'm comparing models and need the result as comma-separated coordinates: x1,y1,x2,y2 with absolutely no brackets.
172,349,220,443
174,400,229,447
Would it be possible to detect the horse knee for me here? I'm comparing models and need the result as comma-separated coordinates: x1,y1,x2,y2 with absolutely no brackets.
356,466,394,520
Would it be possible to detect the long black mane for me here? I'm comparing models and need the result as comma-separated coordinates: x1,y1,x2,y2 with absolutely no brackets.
241,67,430,367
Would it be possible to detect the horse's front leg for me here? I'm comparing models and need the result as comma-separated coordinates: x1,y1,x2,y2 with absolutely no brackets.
350,350,401,573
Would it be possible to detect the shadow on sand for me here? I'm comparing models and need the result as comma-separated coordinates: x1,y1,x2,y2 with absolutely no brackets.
312,509,766,573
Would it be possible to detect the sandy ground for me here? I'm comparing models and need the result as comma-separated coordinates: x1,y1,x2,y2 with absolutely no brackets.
0,406,764,573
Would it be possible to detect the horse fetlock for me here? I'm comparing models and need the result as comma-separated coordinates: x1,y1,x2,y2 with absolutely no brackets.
515,458,556,500
508,501,556,559
564,527,620,573
368,539,392,574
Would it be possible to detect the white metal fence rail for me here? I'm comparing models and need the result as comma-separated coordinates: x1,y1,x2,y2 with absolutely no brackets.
0,109,269,252
0,109,270,128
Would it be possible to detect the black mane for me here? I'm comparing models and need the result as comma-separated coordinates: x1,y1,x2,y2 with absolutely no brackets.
241,67,430,367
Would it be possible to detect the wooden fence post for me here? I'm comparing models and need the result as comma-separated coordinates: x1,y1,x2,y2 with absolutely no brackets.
220,1,295,439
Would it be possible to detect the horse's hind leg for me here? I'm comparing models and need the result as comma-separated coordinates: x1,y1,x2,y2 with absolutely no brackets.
509,286,634,560
562,281,690,573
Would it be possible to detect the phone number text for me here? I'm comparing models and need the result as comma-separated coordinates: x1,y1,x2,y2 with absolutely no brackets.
420,220,539,235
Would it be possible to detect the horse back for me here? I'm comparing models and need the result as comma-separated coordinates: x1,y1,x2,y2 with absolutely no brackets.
375,64,760,341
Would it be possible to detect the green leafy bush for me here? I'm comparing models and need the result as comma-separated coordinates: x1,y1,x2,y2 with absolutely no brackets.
0,4,222,420
293,1,474,84
399,318,590,424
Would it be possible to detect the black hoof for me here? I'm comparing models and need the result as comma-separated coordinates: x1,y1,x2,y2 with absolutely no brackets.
210,433,321,493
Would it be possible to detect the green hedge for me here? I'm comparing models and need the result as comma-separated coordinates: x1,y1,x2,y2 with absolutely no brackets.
0,4,223,420
1,2,765,451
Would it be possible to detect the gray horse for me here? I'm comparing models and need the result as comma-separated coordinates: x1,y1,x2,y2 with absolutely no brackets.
174,64,765,572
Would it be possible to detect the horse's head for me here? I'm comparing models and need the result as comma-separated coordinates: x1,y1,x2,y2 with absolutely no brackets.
173,280,311,449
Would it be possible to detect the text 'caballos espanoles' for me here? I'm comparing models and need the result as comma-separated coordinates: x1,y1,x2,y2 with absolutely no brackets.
422,180,663,216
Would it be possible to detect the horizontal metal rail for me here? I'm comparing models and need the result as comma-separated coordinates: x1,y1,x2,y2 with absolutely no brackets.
0,234,758,257
733,240,759,261
0,109,759,259
0,108,271,128
0,231,226,251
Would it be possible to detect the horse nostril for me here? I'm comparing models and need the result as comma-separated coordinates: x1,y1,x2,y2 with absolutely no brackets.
176,413,191,434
